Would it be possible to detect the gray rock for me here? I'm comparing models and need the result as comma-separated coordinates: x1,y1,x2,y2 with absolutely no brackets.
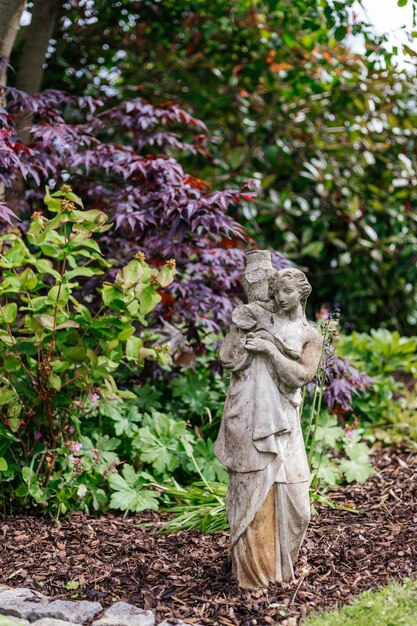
92,602,155,626
0,588,48,621
31,600,102,624
32,620,80,626
0,614,30,626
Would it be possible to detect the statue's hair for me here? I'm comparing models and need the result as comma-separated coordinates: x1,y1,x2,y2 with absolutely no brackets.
269,268,312,321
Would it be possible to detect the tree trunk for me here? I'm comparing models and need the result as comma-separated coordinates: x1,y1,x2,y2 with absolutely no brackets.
10,0,59,212
15,0,59,95
0,0,26,87
0,0,26,204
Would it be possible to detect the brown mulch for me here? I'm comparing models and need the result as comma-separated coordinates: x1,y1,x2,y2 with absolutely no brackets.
0,447,416,626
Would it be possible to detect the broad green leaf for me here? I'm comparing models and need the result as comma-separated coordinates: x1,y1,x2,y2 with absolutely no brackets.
29,258,60,277
117,325,135,341
115,261,145,290
0,388,16,404
19,268,38,290
157,265,176,287
108,465,159,513
34,314,55,330
48,373,62,391
109,488,159,513
102,284,125,309
71,209,108,225
135,412,195,475
338,458,375,483
334,25,347,41
8,417,20,432
3,355,20,372
138,286,161,315
55,320,80,330
0,457,8,472
125,336,143,360
44,186,62,212
0,303,17,324
47,284,70,306
65,267,103,280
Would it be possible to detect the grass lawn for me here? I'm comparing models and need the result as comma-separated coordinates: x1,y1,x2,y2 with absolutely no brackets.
304,578,417,626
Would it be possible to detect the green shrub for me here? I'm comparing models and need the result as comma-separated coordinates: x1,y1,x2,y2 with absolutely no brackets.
0,186,176,512
337,330,417,442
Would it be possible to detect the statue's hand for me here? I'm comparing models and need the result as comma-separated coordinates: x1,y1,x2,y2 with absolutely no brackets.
245,332,272,354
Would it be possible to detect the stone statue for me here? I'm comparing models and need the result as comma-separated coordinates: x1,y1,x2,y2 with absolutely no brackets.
214,250,323,589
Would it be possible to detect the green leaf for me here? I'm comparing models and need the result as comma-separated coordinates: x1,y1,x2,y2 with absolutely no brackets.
282,32,296,47
48,373,62,391
314,460,341,486
334,25,347,41
34,314,55,330
9,417,20,432
138,286,161,315
19,267,38,290
0,457,8,472
65,267,103,280
0,303,17,324
157,264,176,287
301,241,324,257
135,412,195,475
71,209,108,225
30,259,61,278
0,388,16,404
55,320,80,330
3,355,20,372
47,284,70,306
117,325,135,341
125,336,143,360
338,457,375,483
398,0,408,6
102,284,125,310
108,464,159,513
44,186,62,212
115,260,147,291
109,488,159,513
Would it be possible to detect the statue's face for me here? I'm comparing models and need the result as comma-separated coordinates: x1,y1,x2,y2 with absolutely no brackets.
274,276,300,312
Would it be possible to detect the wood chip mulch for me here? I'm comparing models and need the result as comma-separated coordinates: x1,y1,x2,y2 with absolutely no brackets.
0,447,416,626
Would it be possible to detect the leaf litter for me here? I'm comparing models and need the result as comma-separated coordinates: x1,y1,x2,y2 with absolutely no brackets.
0,447,415,625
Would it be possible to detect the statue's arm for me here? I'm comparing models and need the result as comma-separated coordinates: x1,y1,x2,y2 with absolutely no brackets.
220,325,251,373
246,328,322,388
268,330,322,388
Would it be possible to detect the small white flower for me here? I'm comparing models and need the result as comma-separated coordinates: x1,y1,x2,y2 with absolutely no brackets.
77,484,87,499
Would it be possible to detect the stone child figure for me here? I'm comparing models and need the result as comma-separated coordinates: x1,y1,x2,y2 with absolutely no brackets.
214,257,322,589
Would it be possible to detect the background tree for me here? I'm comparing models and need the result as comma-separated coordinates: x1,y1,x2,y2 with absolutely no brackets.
5,0,417,332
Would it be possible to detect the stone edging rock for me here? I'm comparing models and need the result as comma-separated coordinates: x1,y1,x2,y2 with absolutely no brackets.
0,587,196,626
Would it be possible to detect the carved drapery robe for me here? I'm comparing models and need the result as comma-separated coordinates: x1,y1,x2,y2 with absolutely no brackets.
215,302,319,588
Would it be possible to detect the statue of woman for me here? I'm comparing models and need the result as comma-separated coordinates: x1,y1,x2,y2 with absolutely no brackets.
214,266,322,589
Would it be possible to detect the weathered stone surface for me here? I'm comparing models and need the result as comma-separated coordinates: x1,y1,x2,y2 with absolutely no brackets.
31,600,102,624
0,614,30,626
32,620,80,626
92,602,155,626
0,588,48,620
214,255,323,590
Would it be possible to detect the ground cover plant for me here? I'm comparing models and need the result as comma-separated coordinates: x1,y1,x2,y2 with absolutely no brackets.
304,579,417,626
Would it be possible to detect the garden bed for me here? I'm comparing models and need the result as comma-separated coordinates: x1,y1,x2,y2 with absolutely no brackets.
0,447,416,626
